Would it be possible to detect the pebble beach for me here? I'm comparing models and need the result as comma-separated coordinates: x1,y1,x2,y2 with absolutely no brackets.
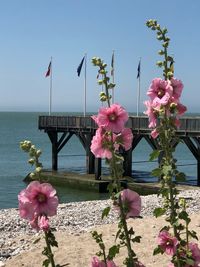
1,189,200,266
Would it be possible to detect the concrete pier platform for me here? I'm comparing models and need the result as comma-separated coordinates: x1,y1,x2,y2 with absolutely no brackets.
24,170,200,195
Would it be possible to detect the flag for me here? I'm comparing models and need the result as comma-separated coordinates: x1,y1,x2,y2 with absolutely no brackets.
45,61,51,77
77,56,85,77
111,52,114,76
137,60,141,79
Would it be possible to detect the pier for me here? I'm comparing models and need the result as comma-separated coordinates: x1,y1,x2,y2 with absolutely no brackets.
38,115,200,185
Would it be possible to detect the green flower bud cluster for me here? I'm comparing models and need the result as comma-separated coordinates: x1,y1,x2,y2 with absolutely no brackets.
146,19,174,80
92,57,115,107
20,140,43,180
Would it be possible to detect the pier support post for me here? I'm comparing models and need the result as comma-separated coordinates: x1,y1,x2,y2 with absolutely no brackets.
85,134,95,174
197,160,200,186
47,131,58,171
95,158,101,180
123,149,132,177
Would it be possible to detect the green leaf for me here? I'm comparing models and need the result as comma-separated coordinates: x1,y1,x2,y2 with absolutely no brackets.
42,259,50,267
101,206,111,220
151,168,162,177
131,235,141,243
128,227,135,235
153,246,163,255
188,230,198,240
153,207,166,218
178,210,189,221
33,237,41,244
149,150,160,161
185,258,195,266
108,245,120,259
175,172,186,182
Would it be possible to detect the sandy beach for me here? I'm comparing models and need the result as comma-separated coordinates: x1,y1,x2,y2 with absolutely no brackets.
4,213,200,267
2,189,200,267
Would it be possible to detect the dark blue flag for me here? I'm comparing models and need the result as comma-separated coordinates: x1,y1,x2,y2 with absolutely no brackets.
137,60,141,79
77,56,85,77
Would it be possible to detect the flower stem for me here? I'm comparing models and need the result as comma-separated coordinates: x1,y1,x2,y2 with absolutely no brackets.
118,195,135,267
44,231,56,267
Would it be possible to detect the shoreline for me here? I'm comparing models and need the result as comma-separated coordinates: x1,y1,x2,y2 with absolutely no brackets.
1,189,200,266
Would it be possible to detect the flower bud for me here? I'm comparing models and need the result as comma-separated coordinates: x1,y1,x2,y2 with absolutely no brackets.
29,172,36,178
100,95,107,102
162,41,169,48
156,61,163,67
100,69,106,74
98,80,103,85
158,50,164,55
28,158,35,165
36,150,42,157
35,167,42,173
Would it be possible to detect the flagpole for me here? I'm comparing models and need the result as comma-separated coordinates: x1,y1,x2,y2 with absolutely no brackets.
136,58,141,117
48,57,52,116
112,50,115,104
84,53,87,117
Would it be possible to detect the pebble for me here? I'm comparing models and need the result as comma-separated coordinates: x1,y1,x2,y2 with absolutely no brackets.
1,189,200,264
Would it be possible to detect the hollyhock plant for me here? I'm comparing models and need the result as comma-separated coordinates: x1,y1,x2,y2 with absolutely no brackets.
115,128,133,151
188,243,200,266
91,57,145,267
19,142,59,267
116,189,141,219
38,215,50,232
92,103,129,133
151,128,159,139
18,180,59,221
143,100,160,128
29,214,50,232
157,230,178,256
170,77,184,101
146,19,197,267
134,261,146,267
90,127,115,159
90,256,117,267
147,77,173,105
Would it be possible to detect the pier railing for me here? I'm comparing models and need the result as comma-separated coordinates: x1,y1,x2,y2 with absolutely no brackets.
39,115,200,136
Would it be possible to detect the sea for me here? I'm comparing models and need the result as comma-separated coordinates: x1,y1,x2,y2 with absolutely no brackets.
0,111,199,209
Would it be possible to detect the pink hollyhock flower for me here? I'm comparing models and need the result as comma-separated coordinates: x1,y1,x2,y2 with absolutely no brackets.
92,104,128,133
144,100,160,128
134,261,146,267
168,264,175,267
176,102,187,116
106,261,117,267
115,128,133,151
170,77,183,101
29,214,50,232
151,128,159,139
147,78,173,106
188,242,200,266
38,215,50,232
157,230,178,256
174,118,181,128
90,127,114,159
18,181,59,221
90,256,117,267
117,189,141,219
169,101,187,116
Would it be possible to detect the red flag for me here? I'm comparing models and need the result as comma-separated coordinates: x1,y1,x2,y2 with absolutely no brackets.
45,61,51,77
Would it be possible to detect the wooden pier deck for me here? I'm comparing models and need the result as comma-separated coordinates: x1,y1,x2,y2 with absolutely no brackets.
38,115,200,186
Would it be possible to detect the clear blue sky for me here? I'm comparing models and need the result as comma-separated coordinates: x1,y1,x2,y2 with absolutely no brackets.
0,0,199,113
